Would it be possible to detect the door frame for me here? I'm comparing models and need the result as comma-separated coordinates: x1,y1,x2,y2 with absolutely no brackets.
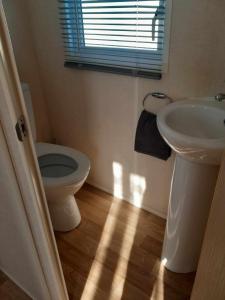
0,2,68,299
191,152,225,300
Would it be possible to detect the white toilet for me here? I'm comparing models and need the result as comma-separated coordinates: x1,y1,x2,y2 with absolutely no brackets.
22,83,90,232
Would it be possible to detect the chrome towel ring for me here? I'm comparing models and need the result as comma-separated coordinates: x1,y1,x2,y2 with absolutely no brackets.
142,92,173,108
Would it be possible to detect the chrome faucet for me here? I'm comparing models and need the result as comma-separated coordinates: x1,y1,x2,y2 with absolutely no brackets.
215,93,225,102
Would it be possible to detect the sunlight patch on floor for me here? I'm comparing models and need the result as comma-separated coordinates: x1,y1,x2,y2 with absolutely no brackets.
150,260,166,300
80,163,148,299
81,163,125,299
107,211,140,299
80,261,104,299
104,174,146,300
106,169,145,299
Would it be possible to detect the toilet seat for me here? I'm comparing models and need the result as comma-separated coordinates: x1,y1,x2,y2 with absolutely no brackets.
36,143,90,188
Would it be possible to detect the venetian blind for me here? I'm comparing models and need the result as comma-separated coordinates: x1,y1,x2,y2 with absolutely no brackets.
59,0,168,78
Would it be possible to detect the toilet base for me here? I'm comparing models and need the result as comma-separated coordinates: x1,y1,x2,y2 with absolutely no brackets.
48,194,81,232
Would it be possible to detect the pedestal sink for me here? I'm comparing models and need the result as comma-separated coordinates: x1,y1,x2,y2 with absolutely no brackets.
157,99,225,273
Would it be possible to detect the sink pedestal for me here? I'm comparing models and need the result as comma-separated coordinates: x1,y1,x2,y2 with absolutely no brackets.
161,155,219,273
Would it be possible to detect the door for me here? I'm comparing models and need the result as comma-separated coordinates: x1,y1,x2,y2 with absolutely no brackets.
191,153,225,300
0,3,68,299
0,121,50,299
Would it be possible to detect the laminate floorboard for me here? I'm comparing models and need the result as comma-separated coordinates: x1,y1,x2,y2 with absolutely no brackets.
55,184,195,300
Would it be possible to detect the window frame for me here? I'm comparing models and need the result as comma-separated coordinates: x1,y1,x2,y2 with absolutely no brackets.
62,0,172,79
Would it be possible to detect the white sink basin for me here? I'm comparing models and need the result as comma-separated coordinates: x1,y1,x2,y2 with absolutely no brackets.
157,100,225,165
157,99,225,273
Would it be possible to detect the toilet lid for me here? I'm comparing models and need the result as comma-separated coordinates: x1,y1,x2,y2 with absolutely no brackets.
36,143,90,187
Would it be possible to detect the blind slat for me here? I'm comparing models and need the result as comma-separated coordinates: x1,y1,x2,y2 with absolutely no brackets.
59,5,161,9
60,0,163,3
64,36,164,44
61,24,164,29
65,45,164,55
61,28,164,33
65,55,163,67
62,29,164,34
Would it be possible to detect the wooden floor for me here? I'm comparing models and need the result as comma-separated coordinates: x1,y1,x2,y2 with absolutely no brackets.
0,270,30,300
0,184,195,299
56,184,195,300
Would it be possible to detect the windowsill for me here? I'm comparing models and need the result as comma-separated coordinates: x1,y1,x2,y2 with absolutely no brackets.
64,61,162,80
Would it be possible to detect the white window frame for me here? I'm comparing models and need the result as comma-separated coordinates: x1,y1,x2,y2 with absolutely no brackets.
60,0,172,79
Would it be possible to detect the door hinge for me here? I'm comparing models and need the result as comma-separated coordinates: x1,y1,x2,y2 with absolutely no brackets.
15,116,27,142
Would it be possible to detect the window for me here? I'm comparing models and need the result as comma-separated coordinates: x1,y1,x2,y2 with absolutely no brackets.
59,0,171,79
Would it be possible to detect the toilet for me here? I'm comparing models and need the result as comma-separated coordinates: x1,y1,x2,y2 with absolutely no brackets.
22,83,90,232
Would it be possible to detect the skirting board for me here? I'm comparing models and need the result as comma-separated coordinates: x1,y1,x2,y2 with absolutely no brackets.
86,179,167,220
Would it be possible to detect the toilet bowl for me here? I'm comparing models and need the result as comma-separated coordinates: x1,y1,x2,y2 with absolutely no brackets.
36,142,90,231
22,83,90,231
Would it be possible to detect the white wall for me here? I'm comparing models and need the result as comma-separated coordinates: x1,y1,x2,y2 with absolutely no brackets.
24,0,225,217
3,0,52,142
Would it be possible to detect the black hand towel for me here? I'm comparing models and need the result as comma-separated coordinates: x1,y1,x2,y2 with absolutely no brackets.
134,110,171,160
